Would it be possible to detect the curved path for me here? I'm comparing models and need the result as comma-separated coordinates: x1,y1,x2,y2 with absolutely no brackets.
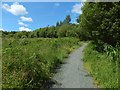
51,43,95,88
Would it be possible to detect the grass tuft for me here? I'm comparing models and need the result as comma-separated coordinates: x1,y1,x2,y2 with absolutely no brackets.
83,43,118,88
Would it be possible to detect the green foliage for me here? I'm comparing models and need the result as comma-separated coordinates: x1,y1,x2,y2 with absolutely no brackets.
63,15,71,24
104,43,120,62
57,24,69,37
2,38,81,88
78,2,120,46
78,3,120,88
83,43,118,88
57,24,78,37
56,22,60,27
46,26,57,38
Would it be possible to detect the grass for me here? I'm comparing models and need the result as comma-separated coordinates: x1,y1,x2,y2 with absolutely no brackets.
2,37,82,88
83,43,118,88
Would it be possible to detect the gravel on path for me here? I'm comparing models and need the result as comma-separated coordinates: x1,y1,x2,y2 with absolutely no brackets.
51,43,95,88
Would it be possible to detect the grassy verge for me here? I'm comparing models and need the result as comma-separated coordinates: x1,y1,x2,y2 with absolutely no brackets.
83,43,118,88
2,37,82,88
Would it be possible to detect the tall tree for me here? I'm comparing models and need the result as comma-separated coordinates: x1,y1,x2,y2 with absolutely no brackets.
79,2,120,46
56,22,60,27
64,15,71,24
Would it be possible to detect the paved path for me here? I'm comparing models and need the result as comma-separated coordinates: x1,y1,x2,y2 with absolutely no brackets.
51,43,95,88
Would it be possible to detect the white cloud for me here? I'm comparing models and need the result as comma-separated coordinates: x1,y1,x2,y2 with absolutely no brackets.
73,21,79,24
19,27,32,32
2,2,28,16
0,28,5,31
18,21,28,27
82,0,87,2
54,3,60,7
71,3,83,14
20,16,33,22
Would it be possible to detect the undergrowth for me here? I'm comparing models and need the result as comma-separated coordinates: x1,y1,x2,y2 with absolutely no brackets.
2,37,82,89
83,43,119,88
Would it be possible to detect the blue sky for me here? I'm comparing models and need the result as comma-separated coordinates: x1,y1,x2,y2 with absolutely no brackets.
2,2,83,31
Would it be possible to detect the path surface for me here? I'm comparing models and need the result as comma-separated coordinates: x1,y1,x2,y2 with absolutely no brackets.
51,43,95,88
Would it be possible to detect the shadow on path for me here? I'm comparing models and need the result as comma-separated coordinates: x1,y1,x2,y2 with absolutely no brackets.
44,43,95,89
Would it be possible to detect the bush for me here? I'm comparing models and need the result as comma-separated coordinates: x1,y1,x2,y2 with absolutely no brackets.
83,43,118,88
2,38,81,88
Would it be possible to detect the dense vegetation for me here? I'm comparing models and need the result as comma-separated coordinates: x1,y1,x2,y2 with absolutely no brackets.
78,2,120,88
2,2,120,89
2,38,81,88
79,2,120,47
83,43,118,88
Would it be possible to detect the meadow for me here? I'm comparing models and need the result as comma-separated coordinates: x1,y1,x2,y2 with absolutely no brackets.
2,37,82,88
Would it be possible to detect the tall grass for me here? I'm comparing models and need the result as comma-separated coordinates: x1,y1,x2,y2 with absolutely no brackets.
2,38,81,88
83,43,119,88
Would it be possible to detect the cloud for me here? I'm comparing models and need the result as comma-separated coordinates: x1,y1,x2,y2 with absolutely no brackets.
2,2,28,16
20,16,33,22
71,3,83,14
18,21,28,27
83,0,87,2
0,28,5,31
54,3,60,7
19,27,31,32
72,21,79,24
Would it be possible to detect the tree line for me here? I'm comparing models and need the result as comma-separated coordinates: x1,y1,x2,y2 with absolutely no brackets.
2,15,80,38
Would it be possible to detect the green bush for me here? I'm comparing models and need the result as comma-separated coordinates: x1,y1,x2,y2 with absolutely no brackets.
83,43,118,88
2,38,81,88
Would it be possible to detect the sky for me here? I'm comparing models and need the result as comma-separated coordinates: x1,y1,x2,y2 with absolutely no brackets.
1,2,83,31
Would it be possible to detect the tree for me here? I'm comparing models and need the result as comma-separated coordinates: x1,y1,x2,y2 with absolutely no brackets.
46,26,56,38
63,15,71,24
59,21,63,26
57,24,74,37
79,2,120,47
56,22,60,27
